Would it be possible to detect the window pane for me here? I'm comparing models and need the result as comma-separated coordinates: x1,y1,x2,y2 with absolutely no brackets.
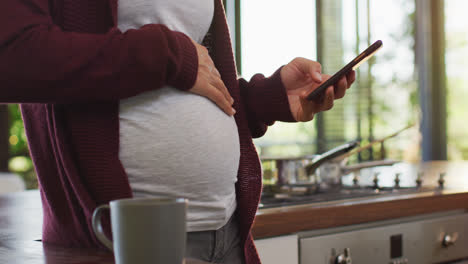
445,0,468,160
316,0,418,161
345,0,419,162
241,0,419,161
241,0,317,157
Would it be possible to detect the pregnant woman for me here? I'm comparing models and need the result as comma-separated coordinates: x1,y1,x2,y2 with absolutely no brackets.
0,0,354,263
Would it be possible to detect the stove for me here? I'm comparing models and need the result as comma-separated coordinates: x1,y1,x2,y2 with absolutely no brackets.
259,162,444,209
259,186,436,209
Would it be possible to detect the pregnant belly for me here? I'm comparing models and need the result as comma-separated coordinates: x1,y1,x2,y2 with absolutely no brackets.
118,87,241,199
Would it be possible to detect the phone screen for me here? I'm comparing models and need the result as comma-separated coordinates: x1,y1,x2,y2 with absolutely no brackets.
306,40,383,101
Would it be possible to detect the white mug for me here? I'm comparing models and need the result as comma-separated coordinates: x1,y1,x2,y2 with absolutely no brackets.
92,197,187,264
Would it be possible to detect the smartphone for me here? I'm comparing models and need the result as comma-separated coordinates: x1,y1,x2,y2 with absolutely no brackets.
306,40,383,101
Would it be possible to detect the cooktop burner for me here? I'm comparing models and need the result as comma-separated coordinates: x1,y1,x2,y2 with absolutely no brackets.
259,163,443,208
259,186,436,208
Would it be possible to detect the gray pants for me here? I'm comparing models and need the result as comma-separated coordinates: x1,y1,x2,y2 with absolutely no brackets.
186,215,246,264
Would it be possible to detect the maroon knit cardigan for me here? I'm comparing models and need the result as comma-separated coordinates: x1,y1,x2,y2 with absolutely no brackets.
0,0,294,263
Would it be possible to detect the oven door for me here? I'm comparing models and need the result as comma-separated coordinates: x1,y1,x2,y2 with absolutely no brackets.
299,211,468,264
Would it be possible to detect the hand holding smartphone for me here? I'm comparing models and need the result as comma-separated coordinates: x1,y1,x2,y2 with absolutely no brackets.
306,40,383,101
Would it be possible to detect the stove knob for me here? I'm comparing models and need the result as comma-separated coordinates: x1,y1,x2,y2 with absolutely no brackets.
416,172,423,187
373,172,380,189
352,173,359,186
442,232,458,248
394,173,401,188
335,248,352,264
438,172,446,188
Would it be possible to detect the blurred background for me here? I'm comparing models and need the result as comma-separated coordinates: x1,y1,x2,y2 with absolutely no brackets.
0,0,467,190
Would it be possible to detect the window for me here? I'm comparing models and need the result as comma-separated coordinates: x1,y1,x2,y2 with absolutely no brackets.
241,0,318,157
240,0,419,162
445,0,468,160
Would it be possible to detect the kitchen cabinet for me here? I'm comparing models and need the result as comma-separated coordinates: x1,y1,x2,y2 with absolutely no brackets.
255,235,298,264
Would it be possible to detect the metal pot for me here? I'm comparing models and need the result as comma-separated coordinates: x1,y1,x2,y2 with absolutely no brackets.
260,141,360,195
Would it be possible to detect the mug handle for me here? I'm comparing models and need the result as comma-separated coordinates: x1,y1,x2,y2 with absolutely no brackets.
92,204,114,251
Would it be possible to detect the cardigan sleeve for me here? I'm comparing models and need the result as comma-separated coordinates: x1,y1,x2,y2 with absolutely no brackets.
0,0,198,104
238,68,296,138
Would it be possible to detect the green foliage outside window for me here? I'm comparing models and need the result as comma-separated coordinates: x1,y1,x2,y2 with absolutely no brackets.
8,104,37,189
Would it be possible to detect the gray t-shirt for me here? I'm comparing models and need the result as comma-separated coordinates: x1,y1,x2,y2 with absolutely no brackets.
118,0,240,232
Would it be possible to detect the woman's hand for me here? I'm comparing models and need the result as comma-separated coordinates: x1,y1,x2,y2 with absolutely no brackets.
188,39,235,116
280,57,356,122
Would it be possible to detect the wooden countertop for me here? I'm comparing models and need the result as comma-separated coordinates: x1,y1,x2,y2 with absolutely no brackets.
252,161,468,239
0,192,209,263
